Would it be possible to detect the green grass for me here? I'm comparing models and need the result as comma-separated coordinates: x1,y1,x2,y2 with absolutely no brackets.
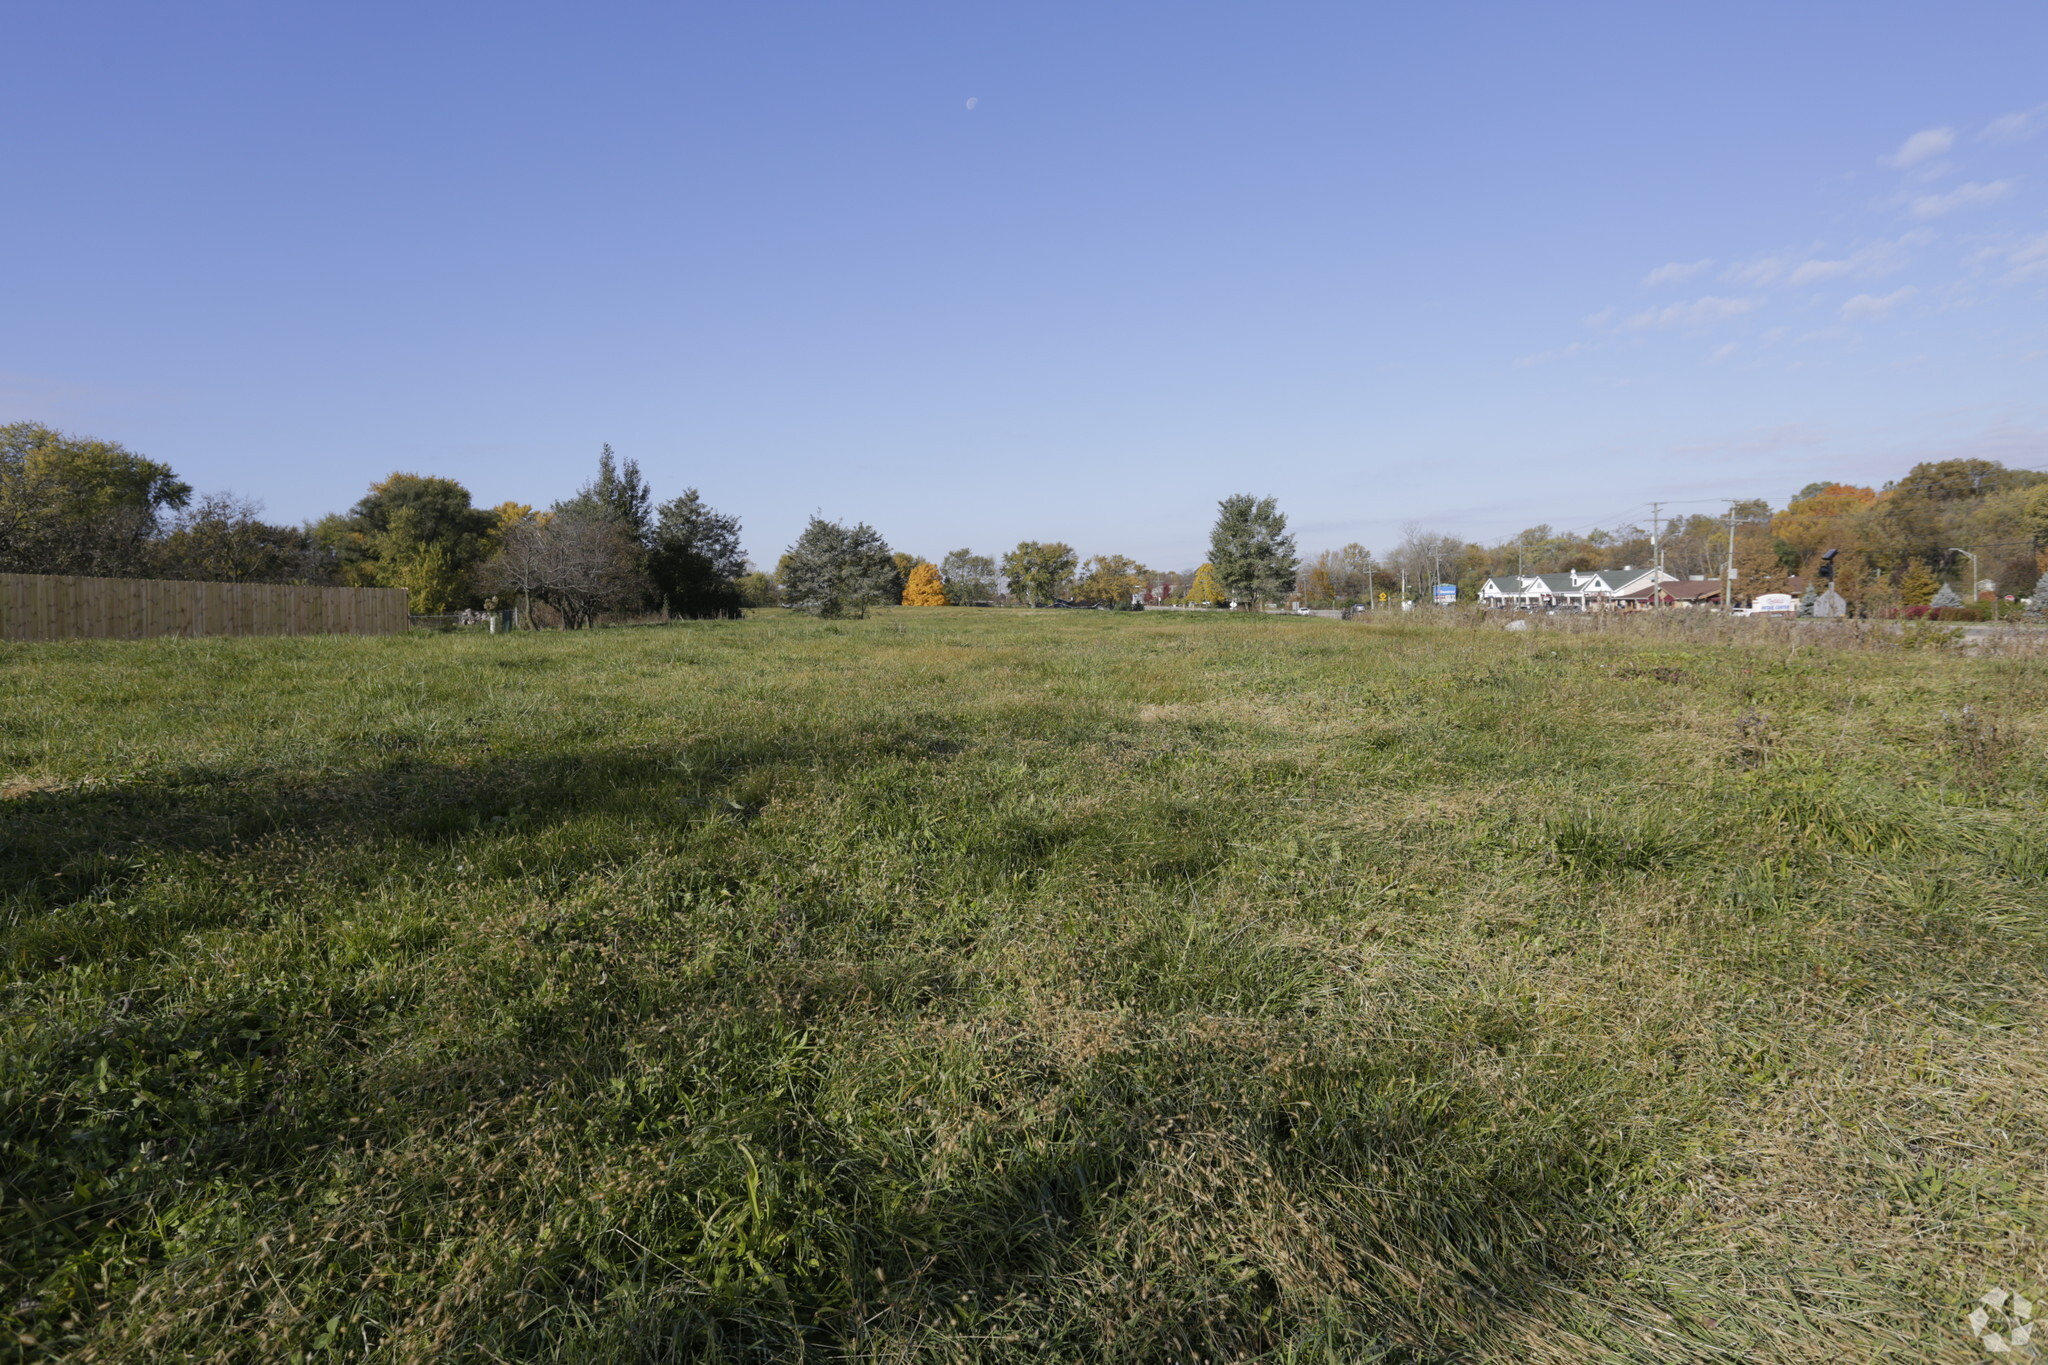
3,609,2044,1362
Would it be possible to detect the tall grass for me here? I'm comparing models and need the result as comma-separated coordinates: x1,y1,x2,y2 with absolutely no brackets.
3,609,2044,1361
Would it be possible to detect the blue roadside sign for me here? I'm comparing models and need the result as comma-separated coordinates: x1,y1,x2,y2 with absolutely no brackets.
1432,583,1457,605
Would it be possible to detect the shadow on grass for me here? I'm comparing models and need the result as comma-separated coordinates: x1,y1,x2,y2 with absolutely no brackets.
468,1020,1636,1364
0,723,904,959
17,990,1636,1364
3,736,1640,1361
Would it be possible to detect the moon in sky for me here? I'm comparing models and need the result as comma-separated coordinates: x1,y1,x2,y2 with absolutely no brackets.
965,97,978,110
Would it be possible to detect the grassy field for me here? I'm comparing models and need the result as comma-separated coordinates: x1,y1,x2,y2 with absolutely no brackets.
3,608,2044,1362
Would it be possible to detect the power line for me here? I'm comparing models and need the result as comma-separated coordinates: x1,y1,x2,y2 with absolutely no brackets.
1349,465,2048,561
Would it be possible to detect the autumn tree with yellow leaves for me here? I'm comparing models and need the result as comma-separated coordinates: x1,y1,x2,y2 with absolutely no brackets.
901,561,949,605
1184,562,1228,606
1898,561,1938,606
1073,554,1147,606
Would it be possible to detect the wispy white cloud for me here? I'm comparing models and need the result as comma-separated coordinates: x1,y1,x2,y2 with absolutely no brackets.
1642,259,1712,287
1788,258,1853,285
1785,232,1927,286
1722,256,1789,286
1794,258,1859,286
1841,287,1916,321
1626,296,1759,330
1882,127,1954,168
1980,102,2048,142
1550,107,2036,361
1909,179,2013,218
2008,231,2048,281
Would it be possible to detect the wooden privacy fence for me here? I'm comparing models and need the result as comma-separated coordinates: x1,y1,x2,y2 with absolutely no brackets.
0,572,411,642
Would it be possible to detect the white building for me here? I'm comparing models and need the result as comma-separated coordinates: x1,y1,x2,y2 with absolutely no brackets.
1477,567,1675,611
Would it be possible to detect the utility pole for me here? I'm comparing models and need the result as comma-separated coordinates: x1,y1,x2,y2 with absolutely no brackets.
1721,502,1771,612
1722,503,1739,614
1648,502,1665,609
1948,548,1980,600
1721,507,1732,613
1654,502,1666,606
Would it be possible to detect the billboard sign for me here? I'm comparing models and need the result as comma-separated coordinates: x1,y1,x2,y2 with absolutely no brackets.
1750,592,1796,616
1432,583,1457,605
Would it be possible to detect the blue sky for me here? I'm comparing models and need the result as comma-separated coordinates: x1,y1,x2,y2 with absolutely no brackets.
7,2,2047,568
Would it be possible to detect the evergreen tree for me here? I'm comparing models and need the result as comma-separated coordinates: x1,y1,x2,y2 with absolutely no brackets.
1930,582,1963,609
1797,584,1816,617
1208,494,1297,608
557,444,652,545
545,446,657,611
648,488,745,618
780,517,897,617
902,562,948,605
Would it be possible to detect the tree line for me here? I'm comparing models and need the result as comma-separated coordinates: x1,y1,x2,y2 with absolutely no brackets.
35,412,2030,622
1291,459,2048,610
0,420,1306,622
764,493,1299,615
0,425,747,624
